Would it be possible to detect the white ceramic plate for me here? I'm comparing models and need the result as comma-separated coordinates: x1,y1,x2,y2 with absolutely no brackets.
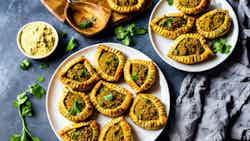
46,43,170,141
149,0,239,72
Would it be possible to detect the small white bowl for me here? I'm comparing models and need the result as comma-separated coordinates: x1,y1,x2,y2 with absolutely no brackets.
17,21,59,59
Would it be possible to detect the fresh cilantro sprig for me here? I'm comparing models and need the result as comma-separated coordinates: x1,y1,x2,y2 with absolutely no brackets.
27,83,46,99
66,37,77,51
78,17,96,29
37,76,45,83
212,39,232,54
114,23,148,46
10,93,41,141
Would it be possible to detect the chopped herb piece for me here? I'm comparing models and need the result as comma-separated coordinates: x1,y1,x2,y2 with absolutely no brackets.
104,93,113,101
212,39,232,54
78,17,96,29
28,83,46,99
131,73,138,81
159,17,173,27
127,23,136,36
115,26,129,40
81,69,90,78
21,101,32,117
60,31,67,38
68,100,83,115
121,36,132,46
134,28,148,35
39,62,48,69
20,59,31,70
17,92,28,105
167,0,173,5
66,37,77,51
13,100,19,108
71,131,80,139
37,76,45,83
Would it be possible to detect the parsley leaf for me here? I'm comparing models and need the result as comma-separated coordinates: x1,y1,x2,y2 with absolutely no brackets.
37,76,45,83
78,17,96,29
115,26,129,40
21,101,32,117
66,37,77,51
121,36,132,46
127,23,136,36
81,69,90,78
159,17,173,27
39,63,48,69
68,100,83,115
104,93,113,101
17,93,28,105
212,39,232,54
71,131,80,139
134,28,148,35
20,59,31,70
28,83,46,99
131,73,138,81
10,134,21,141
60,31,67,38
167,0,174,5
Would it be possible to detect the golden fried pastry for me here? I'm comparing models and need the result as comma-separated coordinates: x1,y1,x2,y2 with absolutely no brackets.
129,94,167,130
90,80,132,117
196,9,231,39
150,13,195,39
98,117,134,141
59,56,100,92
107,0,145,13
59,87,94,122
59,120,99,141
167,34,214,64
174,0,210,15
94,45,126,82
124,59,156,93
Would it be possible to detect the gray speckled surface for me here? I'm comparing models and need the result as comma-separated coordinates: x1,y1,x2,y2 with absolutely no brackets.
0,0,186,140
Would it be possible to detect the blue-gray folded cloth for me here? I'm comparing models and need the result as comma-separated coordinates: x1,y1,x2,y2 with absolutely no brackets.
168,0,250,140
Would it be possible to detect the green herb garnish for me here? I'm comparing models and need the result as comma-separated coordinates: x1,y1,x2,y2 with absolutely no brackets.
81,69,90,78
28,83,46,99
68,100,83,115
114,23,148,46
71,130,80,139
78,17,96,29
66,37,77,51
167,0,174,5
20,59,31,70
39,62,48,69
121,36,132,46
131,73,138,81
212,39,232,54
104,93,113,101
159,17,173,27
37,76,45,83
60,31,67,38
10,93,41,141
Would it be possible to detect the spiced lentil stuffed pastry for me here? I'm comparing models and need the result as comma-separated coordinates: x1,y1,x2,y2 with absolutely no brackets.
150,13,195,39
59,87,94,122
124,59,156,93
174,0,210,15
107,0,145,13
98,117,134,141
196,9,231,39
59,56,100,91
129,94,167,130
58,120,99,141
90,80,132,117
167,34,214,64
94,45,126,82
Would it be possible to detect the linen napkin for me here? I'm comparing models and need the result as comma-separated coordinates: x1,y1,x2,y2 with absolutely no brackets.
168,0,250,140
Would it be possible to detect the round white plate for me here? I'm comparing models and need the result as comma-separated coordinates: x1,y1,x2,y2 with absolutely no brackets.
149,0,239,72
46,43,170,141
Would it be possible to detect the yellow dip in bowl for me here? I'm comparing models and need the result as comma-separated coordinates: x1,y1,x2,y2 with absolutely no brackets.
17,21,58,59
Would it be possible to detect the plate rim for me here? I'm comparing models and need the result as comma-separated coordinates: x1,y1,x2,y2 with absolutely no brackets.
148,0,239,72
46,42,171,140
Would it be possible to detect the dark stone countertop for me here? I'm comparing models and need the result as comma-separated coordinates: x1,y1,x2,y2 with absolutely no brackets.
0,0,186,140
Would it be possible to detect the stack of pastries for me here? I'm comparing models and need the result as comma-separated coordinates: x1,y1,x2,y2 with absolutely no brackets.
58,45,167,141
150,0,232,64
